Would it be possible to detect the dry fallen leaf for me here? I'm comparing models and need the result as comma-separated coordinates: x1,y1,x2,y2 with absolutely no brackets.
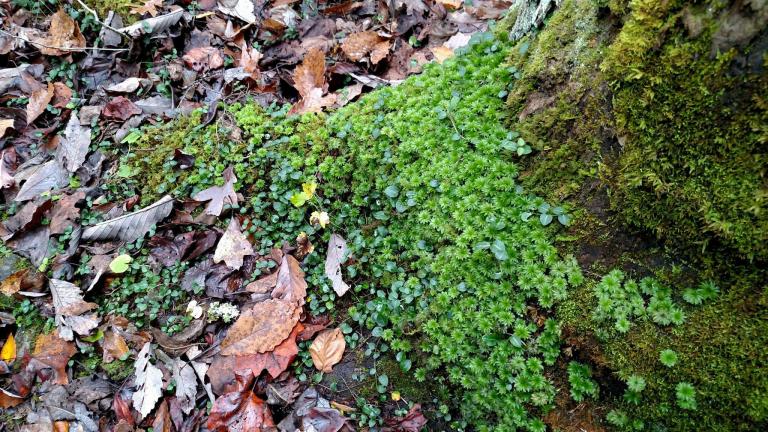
131,0,163,16
325,234,350,297
341,31,391,64
207,322,303,394
57,114,91,172
101,330,129,363
213,218,254,270
132,342,164,419
51,82,72,108
102,96,142,121
192,166,238,216
25,82,54,125
289,48,337,114
81,195,174,243
38,9,86,55
0,269,25,296
1,333,15,363
309,328,345,372
430,46,455,64
272,253,308,307
49,279,99,340
240,42,262,80
220,299,300,356
183,47,225,72
0,118,14,138
218,0,258,24
30,331,76,385
436,0,463,10
245,271,277,293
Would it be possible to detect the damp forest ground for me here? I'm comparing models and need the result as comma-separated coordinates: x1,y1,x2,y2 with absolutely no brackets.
1,1,768,432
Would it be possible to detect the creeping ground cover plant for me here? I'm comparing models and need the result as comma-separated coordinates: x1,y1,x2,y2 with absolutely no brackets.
112,30,585,430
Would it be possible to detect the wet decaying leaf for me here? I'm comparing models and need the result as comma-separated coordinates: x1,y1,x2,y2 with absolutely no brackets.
25,82,54,125
207,372,275,432
81,195,174,243
325,234,351,297
132,342,164,419
29,332,76,385
383,403,428,432
309,328,345,373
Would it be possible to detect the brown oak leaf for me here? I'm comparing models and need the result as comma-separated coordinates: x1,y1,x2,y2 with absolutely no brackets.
289,48,336,114
103,96,142,121
28,332,76,385
25,82,54,125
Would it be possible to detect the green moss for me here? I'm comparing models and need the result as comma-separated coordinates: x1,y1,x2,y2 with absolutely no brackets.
102,358,134,382
603,0,768,259
85,0,136,23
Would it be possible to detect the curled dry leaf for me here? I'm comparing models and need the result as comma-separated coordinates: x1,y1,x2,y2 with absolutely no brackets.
220,299,300,356
325,234,350,297
213,218,253,270
240,42,262,80
51,82,72,108
81,195,174,243
272,253,308,307
341,31,391,64
183,47,225,72
290,48,337,114
191,166,238,216
218,0,258,24
49,279,99,340
0,118,14,138
37,9,86,55
119,9,184,38
309,328,345,373
25,82,54,125
132,342,164,419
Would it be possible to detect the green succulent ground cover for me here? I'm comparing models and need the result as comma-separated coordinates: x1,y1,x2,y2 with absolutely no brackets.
31,0,765,430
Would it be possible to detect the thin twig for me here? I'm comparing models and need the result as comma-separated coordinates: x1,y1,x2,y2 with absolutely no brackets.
74,0,128,39
0,29,129,52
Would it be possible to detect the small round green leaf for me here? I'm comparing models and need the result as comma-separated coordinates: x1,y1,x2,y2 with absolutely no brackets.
109,254,132,273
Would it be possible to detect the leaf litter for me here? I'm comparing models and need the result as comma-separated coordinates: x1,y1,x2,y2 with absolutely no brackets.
0,0,508,428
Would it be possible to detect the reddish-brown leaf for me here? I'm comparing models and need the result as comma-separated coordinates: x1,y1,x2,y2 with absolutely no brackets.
207,372,276,432
183,47,225,72
49,190,84,235
208,322,303,394
28,331,76,385
152,399,172,432
384,403,428,432
220,299,300,356
51,82,72,108
102,96,142,121
25,82,54,125
245,271,277,293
